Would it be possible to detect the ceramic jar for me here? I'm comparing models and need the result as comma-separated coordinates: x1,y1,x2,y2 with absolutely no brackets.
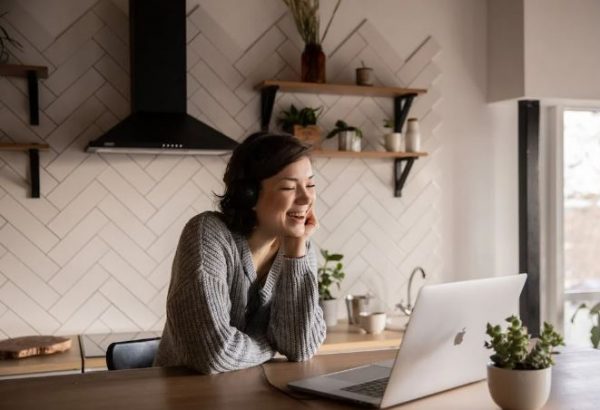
405,118,421,152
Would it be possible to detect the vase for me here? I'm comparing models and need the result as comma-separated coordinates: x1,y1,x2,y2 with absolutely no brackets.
487,364,551,410
405,118,421,152
301,43,326,83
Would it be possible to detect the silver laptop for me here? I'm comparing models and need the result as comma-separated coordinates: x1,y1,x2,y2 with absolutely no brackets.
288,274,527,408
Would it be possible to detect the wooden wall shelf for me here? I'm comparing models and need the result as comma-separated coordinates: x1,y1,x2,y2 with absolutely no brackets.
313,150,427,196
0,143,50,198
311,150,427,159
0,63,49,125
257,80,428,197
256,80,426,98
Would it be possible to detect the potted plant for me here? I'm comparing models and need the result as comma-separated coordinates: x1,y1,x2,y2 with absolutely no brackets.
318,249,345,327
485,315,564,410
382,118,402,152
326,119,363,152
277,104,323,146
571,301,600,348
0,11,23,63
282,0,341,83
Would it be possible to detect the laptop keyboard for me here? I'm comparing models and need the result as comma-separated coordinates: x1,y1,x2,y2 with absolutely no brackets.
341,377,389,398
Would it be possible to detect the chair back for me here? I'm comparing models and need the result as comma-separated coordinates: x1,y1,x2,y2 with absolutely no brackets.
106,337,161,370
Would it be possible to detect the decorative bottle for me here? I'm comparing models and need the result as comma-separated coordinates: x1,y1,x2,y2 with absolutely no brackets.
405,118,421,152
301,43,326,83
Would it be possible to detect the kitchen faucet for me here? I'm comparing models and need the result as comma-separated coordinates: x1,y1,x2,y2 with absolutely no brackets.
396,267,426,316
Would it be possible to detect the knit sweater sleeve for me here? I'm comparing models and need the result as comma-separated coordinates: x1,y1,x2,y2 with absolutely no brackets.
267,243,327,361
162,214,275,374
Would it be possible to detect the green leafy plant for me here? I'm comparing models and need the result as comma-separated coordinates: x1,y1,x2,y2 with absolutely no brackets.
277,104,323,133
325,120,363,140
318,249,345,300
282,0,342,45
383,118,394,129
0,11,23,63
484,315,564,370
571,302,600,348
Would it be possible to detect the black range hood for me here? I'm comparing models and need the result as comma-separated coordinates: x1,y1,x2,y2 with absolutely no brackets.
87,0,238,155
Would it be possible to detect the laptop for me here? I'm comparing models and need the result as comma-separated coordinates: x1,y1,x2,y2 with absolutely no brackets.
288,274,527,408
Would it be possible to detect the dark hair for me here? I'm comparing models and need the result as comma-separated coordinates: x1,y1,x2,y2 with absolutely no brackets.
218,132,312,236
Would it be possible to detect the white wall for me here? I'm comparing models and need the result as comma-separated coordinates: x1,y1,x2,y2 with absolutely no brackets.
0,0,503,337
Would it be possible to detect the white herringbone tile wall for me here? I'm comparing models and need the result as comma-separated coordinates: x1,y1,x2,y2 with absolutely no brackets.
0,0,442,337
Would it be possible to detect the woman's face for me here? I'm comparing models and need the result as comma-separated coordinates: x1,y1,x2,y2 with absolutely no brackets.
254,156,316,239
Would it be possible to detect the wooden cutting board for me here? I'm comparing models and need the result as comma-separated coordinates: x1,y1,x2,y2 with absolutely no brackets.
0,336,72,359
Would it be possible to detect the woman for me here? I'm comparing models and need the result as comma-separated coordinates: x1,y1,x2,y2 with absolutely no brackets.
154,132,326,374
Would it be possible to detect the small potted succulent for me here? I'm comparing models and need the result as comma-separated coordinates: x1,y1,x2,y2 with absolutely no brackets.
571,301,600,348
485,315,564,410
0,11,23,63
318,249,345,327
277,104,323,146
326,120,363,152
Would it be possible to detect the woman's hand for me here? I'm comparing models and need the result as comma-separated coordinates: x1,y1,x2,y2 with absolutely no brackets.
283,207,319,257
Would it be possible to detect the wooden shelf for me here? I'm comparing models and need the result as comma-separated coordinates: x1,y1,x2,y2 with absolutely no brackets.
0,143,50,151
256,80,426,97
312,149,427,159
257,79,427,197
0,143,50,198
0,64,49,78
0,63,49,125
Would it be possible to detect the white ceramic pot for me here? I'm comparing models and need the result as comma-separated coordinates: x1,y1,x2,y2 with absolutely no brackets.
487,364,551,410
319,298,338,327
384,132,402,152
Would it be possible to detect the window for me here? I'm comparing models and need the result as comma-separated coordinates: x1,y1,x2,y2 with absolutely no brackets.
563,109,600,347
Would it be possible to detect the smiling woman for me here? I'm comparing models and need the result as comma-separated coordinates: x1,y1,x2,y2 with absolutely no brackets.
154,133,326,374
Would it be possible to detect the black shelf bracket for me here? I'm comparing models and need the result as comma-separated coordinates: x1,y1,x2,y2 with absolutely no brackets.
393,94,417,133
28,148,41,198
26,70,40,125
260,85,279,131
394,157,416,197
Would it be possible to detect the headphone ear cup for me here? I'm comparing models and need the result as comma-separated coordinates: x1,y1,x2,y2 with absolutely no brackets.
234,180,258,206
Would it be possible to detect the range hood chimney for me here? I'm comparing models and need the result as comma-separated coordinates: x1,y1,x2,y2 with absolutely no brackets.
86,0,238,155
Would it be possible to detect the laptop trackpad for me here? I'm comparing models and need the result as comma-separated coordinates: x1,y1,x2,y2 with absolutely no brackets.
327,365,391,383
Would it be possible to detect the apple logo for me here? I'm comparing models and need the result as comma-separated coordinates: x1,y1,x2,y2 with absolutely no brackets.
454,328,466,345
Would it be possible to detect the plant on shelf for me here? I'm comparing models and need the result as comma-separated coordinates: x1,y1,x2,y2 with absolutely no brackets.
326,119,363,152
277,104,323,146
571,301,600,348
484,315,564,410
317,249,345,327
0,11,23,63
282,0,342,83
381,118,401,152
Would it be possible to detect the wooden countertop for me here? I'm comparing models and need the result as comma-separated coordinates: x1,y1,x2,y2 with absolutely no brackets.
1,348,598,409
0,335,81,379
81,323,403,371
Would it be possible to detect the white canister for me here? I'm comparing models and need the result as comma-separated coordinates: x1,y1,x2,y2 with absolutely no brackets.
405,118,421,152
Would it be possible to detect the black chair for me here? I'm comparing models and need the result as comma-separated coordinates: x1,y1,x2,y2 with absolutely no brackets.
106,337,161,370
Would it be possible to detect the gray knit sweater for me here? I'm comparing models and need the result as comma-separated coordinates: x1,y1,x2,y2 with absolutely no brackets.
154,211,326,374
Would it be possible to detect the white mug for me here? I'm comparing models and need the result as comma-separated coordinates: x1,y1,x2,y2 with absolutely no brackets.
358,312,387,334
